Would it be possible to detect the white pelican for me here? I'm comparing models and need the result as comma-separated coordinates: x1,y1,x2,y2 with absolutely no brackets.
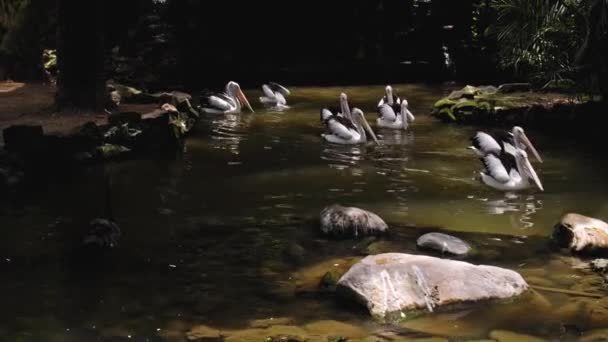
320,204,388,238
320,107,379,145
479,145,544,191
199,81,254,114
469,126,543,163
377,85,401,107
259,82,290,109
377,99,415,130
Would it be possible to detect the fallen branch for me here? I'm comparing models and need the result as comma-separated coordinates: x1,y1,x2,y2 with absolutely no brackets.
530,285,603,298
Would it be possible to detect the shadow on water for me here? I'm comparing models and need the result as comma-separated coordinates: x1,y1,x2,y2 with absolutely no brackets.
2,84,608,340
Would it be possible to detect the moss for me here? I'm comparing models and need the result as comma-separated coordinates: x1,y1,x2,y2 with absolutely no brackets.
433,98,457,109
319,270,342,290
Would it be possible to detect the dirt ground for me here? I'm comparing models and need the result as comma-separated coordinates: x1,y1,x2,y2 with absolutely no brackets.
0,81,156,141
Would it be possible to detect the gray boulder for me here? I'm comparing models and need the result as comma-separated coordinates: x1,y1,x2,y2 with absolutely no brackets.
552,213,608,254
320,204,388,238
417,232,471,256
337,253,528,320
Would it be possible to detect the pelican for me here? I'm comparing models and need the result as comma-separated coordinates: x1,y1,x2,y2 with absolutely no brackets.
321,107,379,145
469,126,543,163
259,82,290,109
377,85,401,107
479,145,544,191
320,204,388,238
377,99,415,130
199,81,254,114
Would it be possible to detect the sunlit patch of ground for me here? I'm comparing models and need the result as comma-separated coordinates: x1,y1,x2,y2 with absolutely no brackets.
0,81,157,140
0,81,26,93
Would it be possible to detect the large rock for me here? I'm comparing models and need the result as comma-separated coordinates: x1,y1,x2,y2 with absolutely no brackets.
336,253,528,320
2,125,44,153
552,213,608,254
416,232,472,256
320,204,388,238
497,83,532,93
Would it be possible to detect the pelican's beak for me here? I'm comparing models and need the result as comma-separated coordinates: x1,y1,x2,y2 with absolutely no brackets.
340,95,351,120
524,157,544,191
360,113,379,145
520,132,542,163
237,87,254,112
406,109,415,122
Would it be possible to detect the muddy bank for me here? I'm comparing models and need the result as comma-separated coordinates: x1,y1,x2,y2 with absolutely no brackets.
0,81,200,190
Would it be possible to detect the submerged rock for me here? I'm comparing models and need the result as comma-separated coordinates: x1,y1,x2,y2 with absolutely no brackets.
83,218,121,248
590,259,608,283
552,213,608,254
489,330,544,342
497,83,532,93
320,204,388,238
337,253,528,320
416,232,471,256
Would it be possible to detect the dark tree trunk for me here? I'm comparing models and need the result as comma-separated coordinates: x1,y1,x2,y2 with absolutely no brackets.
56,0,106,110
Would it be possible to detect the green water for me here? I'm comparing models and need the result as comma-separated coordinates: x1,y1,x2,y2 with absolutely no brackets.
1,84,608,341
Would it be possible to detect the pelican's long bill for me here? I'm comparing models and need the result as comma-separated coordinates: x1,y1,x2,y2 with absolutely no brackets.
339,93,351,121
237,88,254,112
405,109,415,123
357,110,379,145
523,156,544,191
520,132,542,163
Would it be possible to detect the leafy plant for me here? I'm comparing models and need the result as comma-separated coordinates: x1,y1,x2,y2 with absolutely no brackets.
488,0,585,86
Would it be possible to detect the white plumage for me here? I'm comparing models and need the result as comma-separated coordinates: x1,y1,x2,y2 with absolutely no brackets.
259,82,290,110
479,147,544,191
200,81,254,114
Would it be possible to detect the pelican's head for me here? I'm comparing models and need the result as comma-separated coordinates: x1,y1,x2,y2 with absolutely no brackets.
227,81,254,112
352,108,379,145
512,126,542,163
514,149,544,191
385,85,394,105
320,108,333,122
339,93,351,118
400,100,415,129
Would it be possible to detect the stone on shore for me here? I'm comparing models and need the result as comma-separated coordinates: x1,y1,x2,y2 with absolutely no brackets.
552,213,608,254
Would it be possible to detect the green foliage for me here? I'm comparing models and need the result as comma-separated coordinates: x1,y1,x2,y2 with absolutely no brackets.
489,0,584,85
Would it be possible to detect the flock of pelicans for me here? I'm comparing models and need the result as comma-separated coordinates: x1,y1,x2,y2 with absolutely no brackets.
198,81,545,192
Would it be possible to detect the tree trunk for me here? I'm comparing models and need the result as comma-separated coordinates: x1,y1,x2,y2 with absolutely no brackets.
55,0,106,110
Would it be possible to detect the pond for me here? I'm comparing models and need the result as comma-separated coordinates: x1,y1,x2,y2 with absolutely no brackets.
1,84,608,341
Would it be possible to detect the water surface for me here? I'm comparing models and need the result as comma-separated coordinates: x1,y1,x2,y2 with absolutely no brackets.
1,84,608,341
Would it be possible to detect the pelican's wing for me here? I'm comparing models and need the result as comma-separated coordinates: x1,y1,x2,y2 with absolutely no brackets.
498,147,518,172
377,97,386,107
275,92,287,105
207,95,234,111
262,84,276,99
378,104,397,121
320,108,334,122
472,132,501,155
268,82,290,96
481,154,510,183
327,118,355,140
